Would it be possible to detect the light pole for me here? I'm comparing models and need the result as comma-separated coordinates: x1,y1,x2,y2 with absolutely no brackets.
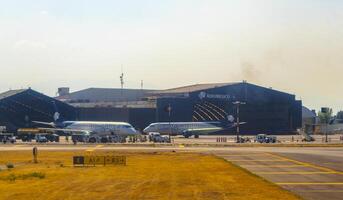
325,121,328,143
233,101,246,143
167,104,172,142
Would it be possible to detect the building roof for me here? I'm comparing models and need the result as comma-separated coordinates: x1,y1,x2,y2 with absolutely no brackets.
56,88,156,103
69,100,156,108
0,89,27,101
151,83,239,94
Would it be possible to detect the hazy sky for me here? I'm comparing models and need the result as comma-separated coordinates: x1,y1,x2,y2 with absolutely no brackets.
0,0,342,112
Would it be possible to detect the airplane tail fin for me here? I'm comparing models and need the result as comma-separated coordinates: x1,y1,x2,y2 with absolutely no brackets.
52,101,63,123
51,101,65,128
31,101,64,128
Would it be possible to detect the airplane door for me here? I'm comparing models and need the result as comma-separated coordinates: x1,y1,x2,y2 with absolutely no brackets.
112,125,119,135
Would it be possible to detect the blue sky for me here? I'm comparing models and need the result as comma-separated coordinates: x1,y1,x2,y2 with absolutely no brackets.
0,0,342,112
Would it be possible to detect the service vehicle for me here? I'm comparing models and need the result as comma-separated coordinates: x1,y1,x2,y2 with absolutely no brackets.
0,133,16,144
255,134,277,143
35,134,48,143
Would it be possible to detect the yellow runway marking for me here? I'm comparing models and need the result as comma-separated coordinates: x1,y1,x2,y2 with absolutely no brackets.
276,182,343,186
227,160,288,162
216,154,267,157
266,153,340,174
85,145,104,152
294,190,343,193
257,171,340,175
241,165,307,168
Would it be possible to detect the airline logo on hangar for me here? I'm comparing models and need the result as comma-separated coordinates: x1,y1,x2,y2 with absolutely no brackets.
198,91,235,100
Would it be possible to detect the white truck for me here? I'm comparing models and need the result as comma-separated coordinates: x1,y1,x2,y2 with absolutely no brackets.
148,132,170,143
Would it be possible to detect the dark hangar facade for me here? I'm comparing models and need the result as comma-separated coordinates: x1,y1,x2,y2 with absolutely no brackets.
152,82,302,134
0,89,76,132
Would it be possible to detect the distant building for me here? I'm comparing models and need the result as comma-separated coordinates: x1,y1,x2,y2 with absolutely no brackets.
302,106,317,135
302,106,316,127
56,87,156,103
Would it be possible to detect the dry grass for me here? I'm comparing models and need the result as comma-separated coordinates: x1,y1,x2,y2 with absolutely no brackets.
0,150,300,200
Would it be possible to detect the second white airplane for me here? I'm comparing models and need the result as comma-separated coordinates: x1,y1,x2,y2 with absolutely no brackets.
143,116,244,138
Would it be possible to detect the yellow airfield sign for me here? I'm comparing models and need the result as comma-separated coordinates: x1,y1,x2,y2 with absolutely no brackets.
73,155,126,166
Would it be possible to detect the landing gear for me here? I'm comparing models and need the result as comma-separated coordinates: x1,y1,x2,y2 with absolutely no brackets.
194,135,199,139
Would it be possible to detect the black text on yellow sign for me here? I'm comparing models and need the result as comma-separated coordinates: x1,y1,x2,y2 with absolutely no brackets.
73,156,126,166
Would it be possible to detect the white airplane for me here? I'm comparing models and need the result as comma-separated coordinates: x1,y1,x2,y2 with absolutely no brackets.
143,116,245,138
32,102,138,143
34,121,138,143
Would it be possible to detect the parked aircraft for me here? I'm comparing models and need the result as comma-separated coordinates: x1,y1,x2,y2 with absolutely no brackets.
143,116,245,138
32,102,138,142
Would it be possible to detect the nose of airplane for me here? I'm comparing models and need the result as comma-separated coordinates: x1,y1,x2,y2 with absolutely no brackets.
131,128,138,135
143,127,149,133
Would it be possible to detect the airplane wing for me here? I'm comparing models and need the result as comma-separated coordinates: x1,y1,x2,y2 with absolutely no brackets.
37,128,91,135
32,121,55,127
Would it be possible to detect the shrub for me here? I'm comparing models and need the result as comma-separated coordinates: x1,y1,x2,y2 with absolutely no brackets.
6,163,14,169
21,172,45,179
1,172,46,182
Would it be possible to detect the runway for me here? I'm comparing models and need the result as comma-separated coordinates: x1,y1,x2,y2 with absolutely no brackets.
0,144,342,200
214,148,343,200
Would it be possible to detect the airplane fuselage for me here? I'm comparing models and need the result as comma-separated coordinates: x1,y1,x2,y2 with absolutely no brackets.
143,122,224,136
62,121,137,136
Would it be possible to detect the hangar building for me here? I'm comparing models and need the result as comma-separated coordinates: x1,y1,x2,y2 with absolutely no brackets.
0,89,76,132
0,82,302,135
150,82,302,134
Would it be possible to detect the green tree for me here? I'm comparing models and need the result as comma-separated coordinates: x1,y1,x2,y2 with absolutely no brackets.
318,108,332,124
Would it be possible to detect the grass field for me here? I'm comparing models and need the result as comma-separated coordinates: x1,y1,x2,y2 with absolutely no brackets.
0,150,301,200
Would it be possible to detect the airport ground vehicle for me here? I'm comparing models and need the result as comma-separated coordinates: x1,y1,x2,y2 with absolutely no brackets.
0,126,6,133
17,128,42,142
237,136,251,143
71,133,127,143
35,134,48,143
17,130,59,142
72,134,88,143
148,132,170,143
0,133,16,144
20,134,35,142
255,134,277,143
45,134,60,142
